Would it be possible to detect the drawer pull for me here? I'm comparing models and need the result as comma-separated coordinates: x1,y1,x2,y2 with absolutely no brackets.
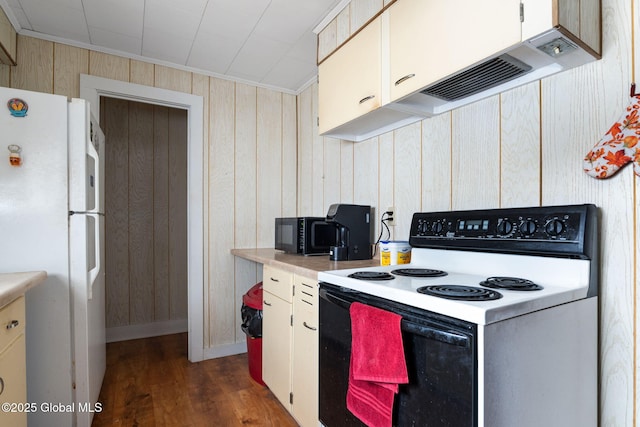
359,95,375,104
0,377,4,396
394,73,416,86
270,277,279,283
303,322,317,331
264,300,272,307
6,320,19,330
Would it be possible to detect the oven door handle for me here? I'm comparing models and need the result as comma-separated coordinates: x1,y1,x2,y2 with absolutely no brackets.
400,320,470,347
321,290,470,347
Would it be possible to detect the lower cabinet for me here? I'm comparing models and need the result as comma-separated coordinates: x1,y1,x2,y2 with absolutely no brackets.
291,274,319,427
261,266,319,427
0,296,27,427
262,291,293,410
262,265,293,411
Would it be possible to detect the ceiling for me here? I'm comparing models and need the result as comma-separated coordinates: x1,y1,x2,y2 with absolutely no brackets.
0,0,346,93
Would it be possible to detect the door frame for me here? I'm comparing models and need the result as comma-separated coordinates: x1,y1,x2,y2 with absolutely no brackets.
80,74,205,362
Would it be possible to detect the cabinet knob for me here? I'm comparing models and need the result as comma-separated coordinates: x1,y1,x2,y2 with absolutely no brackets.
395,73,416,86
6,320,19,330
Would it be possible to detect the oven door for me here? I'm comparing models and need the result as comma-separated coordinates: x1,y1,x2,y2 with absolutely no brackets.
319,283,478,426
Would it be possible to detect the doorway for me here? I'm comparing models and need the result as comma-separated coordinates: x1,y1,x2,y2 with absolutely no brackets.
101,98,188,338
80,74,205,362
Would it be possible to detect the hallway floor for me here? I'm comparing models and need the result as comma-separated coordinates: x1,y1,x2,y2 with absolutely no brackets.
91,333,298,426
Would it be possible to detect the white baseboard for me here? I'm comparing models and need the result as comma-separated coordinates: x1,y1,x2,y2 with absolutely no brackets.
106,319,188,343
203,341,247,359
107,321,249,361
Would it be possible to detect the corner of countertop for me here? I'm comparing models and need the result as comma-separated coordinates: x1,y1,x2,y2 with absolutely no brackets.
0,271,48,308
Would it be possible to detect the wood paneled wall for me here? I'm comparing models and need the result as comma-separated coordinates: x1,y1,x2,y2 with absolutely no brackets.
0,34,296,351
306,0,636,425
101,98,188,329
0,0,636,423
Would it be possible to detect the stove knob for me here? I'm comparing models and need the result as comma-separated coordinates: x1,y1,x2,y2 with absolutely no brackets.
545,219,565,236
420,222,429,233
432,222,443,234
519,219,537,236
496,219,512,236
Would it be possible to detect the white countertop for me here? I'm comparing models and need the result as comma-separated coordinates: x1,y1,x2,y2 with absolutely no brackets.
0,271,47,308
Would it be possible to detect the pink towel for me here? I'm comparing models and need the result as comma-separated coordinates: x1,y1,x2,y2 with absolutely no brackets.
347,302,408,427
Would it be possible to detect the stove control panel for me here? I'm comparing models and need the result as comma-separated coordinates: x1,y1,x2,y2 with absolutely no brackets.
409,204,598,258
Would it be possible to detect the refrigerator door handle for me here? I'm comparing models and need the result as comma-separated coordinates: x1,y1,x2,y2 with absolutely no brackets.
86,212,102,300
86,133,103,213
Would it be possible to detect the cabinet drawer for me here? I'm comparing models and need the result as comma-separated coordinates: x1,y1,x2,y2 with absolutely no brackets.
0,297,25,352
263,265,293,303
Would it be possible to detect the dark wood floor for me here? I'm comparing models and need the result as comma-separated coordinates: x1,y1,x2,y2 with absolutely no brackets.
92,333,298,426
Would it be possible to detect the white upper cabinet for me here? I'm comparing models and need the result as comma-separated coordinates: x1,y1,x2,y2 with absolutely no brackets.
317,0,601,142
318,16,383,135
318,15,423,142
387,0,521,103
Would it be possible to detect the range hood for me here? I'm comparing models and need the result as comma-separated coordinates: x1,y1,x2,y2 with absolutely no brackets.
317,0,602,142
387,27,601,117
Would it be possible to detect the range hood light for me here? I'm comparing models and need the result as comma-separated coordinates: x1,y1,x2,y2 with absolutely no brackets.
537,37,577,58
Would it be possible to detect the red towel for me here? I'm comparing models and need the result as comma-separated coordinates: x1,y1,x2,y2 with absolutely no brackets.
347,302,408,427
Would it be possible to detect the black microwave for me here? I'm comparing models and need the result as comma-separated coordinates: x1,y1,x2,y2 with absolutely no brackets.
275,217,336,255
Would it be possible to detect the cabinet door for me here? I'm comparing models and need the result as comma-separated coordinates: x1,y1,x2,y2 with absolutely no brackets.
318,16,382,134
291,277,319,427
388,0,522,102
262,291,292,410
0,334,27,427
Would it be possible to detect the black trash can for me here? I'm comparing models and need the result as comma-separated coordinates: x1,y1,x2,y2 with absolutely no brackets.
241,282,264,385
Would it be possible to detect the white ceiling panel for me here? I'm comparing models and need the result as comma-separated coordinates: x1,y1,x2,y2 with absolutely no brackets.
263,55,316,90
287,30,320,63
187,31,243,74
227,34,291,82
142,27,193,65
253,2,314,44
143,2,202,41
83,0,144,39
88,26,142,55
18,0,88,41
198,0,268,41
1,0,346,93
147,0,208,15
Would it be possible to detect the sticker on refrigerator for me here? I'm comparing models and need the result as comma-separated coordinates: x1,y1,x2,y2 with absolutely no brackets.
8,144,21,166
7,98,28,117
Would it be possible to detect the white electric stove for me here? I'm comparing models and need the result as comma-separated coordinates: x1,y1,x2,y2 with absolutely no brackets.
318,204,599,427
318,247,592,325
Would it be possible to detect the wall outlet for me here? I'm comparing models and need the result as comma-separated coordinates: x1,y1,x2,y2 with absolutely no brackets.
386,207,395,226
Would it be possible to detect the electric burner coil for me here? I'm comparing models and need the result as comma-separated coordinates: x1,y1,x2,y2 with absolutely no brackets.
417,285,503,301
348,271,395,281
391,268,448,277
479,276,543,291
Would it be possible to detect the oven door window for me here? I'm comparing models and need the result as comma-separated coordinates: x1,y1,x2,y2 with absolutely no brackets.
319,285,477,426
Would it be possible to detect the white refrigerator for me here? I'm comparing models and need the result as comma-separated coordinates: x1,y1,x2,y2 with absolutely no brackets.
0,87,106,427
